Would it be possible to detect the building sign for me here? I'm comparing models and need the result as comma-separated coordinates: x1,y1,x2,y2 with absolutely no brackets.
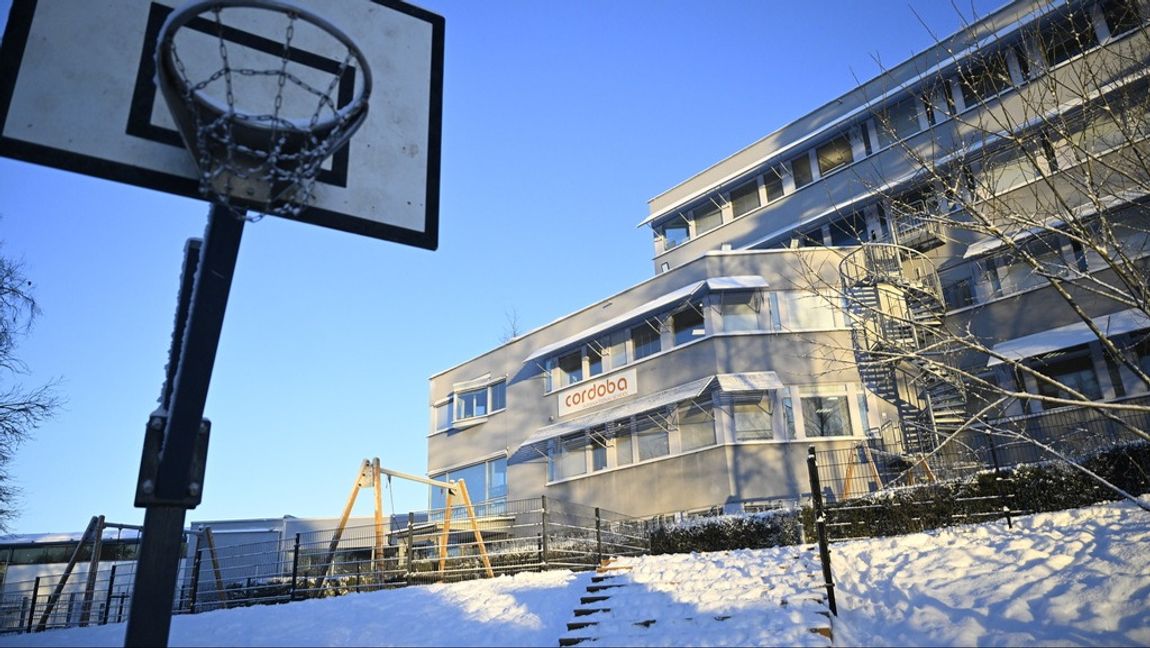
557,369,637,417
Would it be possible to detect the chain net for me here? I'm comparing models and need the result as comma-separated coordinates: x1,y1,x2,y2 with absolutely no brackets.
158,2,371,220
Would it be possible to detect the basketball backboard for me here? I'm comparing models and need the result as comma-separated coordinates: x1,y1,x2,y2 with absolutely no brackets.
0,0,443,249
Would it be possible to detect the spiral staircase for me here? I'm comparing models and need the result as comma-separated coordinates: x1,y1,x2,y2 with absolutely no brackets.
839,244,967,456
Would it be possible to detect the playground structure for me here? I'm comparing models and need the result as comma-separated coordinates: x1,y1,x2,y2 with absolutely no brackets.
315,458,494,589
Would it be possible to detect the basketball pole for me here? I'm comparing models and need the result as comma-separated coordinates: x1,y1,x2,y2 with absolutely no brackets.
125,205,245,648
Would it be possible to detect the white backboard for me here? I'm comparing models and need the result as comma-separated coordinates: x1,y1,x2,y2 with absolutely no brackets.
0,0,443,249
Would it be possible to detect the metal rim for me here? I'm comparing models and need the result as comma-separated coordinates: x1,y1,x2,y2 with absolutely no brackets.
155,0,374,135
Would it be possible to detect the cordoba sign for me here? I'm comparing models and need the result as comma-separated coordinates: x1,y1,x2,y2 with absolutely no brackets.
557,369,637,417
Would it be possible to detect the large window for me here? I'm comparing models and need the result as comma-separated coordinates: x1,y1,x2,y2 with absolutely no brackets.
776,290,838,330
802,394,851,437
816,135,853,176
763,167,785,202
1033,349,1102,408
720,291,761,332
454,380,507,422
632,322,662,360
1040,9,1099,68
693,202,723,235
958,51,1014,107
733,394,773,441
435,400,453,432
875,96,923,147
730,180,761,218
659,216,690,250
549,434,588,481
430,457,507,510
558,350,583,387
1101,0,1144,37
790,152,813,189
635,414,670,461
672,304,705,346
678,402,715,451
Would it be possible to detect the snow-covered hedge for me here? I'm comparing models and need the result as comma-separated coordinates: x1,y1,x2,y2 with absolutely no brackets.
648,508,802,555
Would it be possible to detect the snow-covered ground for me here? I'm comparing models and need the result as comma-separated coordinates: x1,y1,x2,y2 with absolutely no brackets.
3,498,1148,647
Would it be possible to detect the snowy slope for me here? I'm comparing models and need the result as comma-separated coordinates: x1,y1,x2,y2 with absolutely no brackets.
3,498,1148,647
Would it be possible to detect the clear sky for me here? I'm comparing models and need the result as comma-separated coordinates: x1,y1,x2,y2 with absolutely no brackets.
0,0,1004,535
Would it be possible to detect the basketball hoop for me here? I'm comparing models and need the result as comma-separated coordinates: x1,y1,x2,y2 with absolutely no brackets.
155,0,373,218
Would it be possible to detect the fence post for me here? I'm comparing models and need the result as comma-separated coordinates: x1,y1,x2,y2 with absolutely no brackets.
188,548,203,613
540,496,549,568
806,447,838,616
595,507,603,566
26,577,40,633
985,429,1012,529
101,565,118,626
289,534,301,601
406,512,415,583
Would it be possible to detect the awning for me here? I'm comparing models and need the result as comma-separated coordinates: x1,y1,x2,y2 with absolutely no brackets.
987,308,1150,366
717,371,784,392
513,371,783,453
521,275,770,365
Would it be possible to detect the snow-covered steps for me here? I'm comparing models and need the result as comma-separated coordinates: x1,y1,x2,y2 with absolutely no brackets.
558,548,833,646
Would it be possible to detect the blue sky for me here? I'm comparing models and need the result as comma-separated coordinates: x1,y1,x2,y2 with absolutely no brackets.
0,0,1002,534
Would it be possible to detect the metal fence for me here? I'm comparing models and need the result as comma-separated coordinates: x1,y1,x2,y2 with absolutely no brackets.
810,396,1150,540
1,497,648,635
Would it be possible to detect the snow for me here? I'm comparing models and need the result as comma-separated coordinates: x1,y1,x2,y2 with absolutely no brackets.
4,499,1149,647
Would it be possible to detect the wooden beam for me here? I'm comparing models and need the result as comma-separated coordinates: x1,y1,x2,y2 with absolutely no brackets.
315,459,370,592
455,481,494,578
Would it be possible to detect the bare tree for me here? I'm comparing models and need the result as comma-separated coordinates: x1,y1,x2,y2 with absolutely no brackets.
500,308,523,343
794,1,1150,506
0,246,59,531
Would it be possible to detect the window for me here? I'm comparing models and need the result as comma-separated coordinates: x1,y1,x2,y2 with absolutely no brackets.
958,51,1014,106
660,216,690,250
678,401,715,451
875,96,923,147
635,413,670,461
816,135,853,176
730,180,761,218
549,434,589,481
607,330,629,370
1040,9,1099,68
559,350,583,386
435,400,453,432
693,202,723,235
672,304,705,346
1135,339,1150,384
589,427,609,471
613,420,634,466
1033,350,1102,408
1101,0,1143,37
587,344,604,377
720,291,760,332
802,395,851,437
430,457,507,510
632,322,662,360
763,168,785,202
456,389,487,420
828,210,869,246
734,394,773,441
453,380,507,422
790,152,813,188
776,290,838,330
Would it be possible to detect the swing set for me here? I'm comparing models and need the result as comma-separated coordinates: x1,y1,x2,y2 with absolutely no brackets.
313,458,494,590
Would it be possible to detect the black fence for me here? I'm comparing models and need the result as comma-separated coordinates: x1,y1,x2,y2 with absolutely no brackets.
811,396,1150,540
0,497,647,634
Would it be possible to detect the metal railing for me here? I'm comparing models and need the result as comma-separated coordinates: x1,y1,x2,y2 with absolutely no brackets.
0,497,648,634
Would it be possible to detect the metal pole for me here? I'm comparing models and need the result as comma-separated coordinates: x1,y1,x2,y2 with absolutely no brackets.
986,429,1012,529
27,577,40,634
125,206,245,648
540,496,549,568
406,512,415,583
101,566,118,626
188,549,203,614
806,447,838,616
290,534,301,601
595,507,603,566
